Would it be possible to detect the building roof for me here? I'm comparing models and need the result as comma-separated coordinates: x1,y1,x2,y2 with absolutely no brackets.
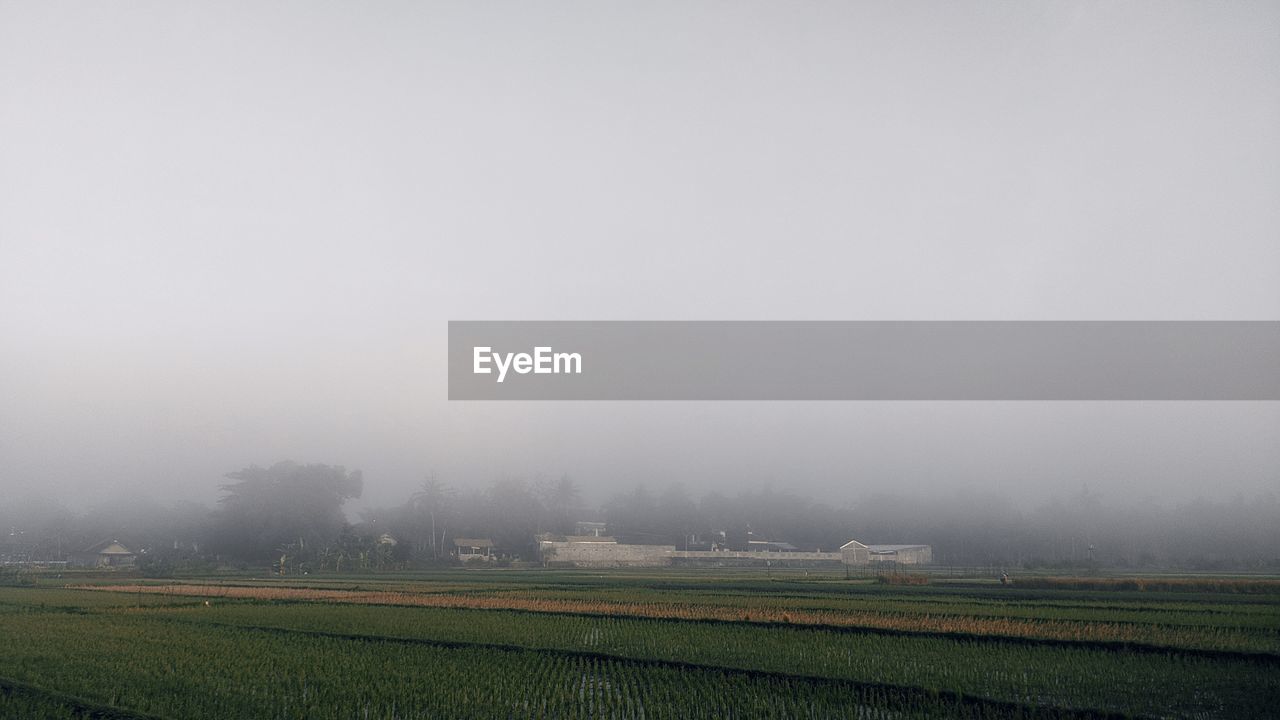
748,540,799,551
840,539,868,550
80,540,135,556
453,538,494,548
561,536,616,544
867,544,930,552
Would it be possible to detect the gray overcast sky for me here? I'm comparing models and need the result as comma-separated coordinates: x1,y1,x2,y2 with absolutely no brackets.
1,1,1278,512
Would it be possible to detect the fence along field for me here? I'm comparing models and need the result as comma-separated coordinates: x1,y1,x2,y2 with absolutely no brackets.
0,571,1277,719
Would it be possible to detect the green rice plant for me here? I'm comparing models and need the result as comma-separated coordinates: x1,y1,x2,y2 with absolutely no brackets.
7,572,1279,719
130,600,1278,718
0,612,1093,719
1010,577,1280,594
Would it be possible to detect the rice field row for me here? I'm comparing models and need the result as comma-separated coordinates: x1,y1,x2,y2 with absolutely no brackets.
0,610,1112,720
128,599,1280,718
7,569,1278,719
475,586,1280,631
78,582,1280,654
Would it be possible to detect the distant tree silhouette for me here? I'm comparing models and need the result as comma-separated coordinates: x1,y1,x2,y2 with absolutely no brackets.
211,461,361,564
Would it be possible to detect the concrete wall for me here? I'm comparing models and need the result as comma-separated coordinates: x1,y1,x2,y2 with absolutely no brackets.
671,550,842,568
673,550,840,561
539,542,675,568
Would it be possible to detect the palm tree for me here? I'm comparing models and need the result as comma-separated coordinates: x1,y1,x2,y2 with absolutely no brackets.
411,473,454,559
276,538,303,575
317,545,337,572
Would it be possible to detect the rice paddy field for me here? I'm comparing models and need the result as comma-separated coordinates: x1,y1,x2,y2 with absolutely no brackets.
0,569,1277,719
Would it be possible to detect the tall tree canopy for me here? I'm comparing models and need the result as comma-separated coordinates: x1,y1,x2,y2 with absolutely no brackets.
212,461,362,563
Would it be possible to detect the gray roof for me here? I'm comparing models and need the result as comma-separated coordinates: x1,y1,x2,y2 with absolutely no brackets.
868,544,929,552
748,540,799,551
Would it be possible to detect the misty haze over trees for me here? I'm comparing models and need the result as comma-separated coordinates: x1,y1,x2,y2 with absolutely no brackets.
2,461,1277,573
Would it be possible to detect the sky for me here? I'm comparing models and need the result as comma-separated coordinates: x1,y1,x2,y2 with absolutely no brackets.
1,1,1278,513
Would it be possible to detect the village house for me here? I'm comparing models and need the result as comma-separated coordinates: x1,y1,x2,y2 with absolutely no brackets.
840,539,871,565
842,540,933,565
453,538,495,562
574,521,608,537
867,544,933,565
69,540,137,568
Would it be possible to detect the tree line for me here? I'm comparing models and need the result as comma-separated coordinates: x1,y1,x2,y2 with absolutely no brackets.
2,460,1277,572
